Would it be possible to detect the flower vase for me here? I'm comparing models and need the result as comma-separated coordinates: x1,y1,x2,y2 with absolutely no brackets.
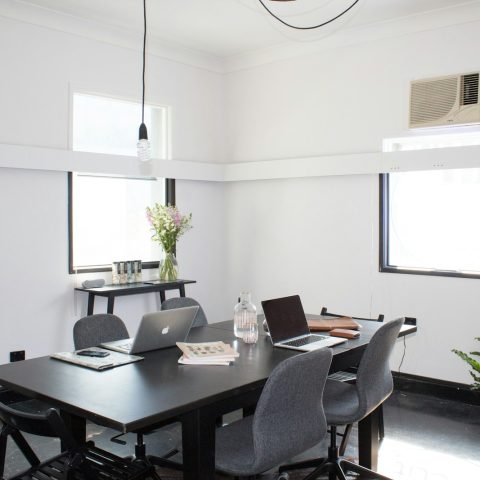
159,251,178,281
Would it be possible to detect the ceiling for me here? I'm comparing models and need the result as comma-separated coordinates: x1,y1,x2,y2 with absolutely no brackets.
12,0,480,57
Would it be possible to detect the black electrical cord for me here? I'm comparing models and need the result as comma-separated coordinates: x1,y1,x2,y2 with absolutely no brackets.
398,335,407,372
257,0,360,30
141,0,147,124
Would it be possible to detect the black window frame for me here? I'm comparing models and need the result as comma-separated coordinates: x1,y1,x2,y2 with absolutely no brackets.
379,173,480,280
68,173,175,274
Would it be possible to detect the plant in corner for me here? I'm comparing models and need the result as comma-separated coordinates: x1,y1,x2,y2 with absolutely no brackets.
146,203,192,281
452,337,480,391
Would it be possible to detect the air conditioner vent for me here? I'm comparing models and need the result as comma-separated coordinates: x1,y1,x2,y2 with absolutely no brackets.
461,73,479,106
410,77,457,124
409,72,480,128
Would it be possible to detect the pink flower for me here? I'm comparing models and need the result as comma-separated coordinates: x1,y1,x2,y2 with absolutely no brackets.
173,211,181,227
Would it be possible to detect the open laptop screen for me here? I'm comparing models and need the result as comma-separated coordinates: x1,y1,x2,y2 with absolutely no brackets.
261,295,310,344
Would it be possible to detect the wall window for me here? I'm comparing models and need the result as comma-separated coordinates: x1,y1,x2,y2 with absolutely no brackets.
69,93,172,273
72,92,169,159
380,131,480,278
69,174,166,272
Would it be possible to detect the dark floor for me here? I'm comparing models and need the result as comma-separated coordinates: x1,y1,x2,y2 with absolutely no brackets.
3,390,480,479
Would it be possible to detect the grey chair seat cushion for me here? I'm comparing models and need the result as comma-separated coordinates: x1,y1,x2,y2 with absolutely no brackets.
323,379,360,426
216,416,257,476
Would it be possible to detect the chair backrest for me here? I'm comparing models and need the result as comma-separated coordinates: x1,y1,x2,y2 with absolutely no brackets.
251,348,332,471
320,307,384,323
73,314,129,350
161,297,208,327
0,400,80,475
355,317,404,419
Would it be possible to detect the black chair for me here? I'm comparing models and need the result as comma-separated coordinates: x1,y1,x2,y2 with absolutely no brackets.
0,399,153,480
215,348,332,480
161,297,208,327
280,318,405,480
73,314,178,474
321,307,385,455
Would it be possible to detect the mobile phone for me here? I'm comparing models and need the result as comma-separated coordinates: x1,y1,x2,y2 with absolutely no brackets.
77,350,110,358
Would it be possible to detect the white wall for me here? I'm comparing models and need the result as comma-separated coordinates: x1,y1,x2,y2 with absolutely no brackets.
0,16,227,361
224,20,480,384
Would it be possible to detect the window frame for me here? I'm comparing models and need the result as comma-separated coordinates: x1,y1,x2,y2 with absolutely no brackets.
379,173,480,280
68,174,176,274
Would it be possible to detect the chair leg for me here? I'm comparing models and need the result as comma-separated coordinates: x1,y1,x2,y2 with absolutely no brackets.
340,458,393,480
278,458,325,473
148,454,182,471
333,462,348,480
11,430,41,467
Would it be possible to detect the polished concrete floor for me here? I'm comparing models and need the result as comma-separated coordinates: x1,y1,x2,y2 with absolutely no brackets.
2,389,480,479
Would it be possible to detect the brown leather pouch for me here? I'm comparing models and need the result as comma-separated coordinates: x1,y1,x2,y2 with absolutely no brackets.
329,328,360,339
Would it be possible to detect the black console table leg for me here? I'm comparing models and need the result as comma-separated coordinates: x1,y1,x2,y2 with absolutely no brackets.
87,294,95,316
159,291,166,304
179,285,186,297
107,295,115,314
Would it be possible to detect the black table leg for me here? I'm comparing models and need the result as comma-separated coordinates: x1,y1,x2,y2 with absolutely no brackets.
87,294,95,316
182,407,216,480
179,285,186,297
358,406,380,470
160,291,166,304
107,295,115,314
60,411,86,448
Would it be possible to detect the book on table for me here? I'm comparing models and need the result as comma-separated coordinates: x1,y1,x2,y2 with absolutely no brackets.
176,341,239,366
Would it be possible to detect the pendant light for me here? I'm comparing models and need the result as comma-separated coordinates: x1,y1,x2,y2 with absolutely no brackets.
259,0,360,30
137,0,151,162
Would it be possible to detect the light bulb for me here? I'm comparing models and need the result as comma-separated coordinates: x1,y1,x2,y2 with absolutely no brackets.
137,122,151,162
137,138,151,162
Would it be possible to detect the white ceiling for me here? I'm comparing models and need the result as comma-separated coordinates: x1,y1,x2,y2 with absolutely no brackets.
11,0,480,57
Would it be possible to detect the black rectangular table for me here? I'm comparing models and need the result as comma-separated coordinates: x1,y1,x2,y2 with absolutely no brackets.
0,317,416,479
75,279,196,315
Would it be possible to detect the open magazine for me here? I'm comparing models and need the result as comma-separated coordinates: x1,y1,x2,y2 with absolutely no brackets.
51,347,143,371
176,341,239,366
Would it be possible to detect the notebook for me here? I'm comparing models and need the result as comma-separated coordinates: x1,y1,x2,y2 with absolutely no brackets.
307,316,361,331
101,306,198,354
261,295,347,351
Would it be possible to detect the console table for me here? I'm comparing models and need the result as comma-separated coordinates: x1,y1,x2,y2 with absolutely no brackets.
75,279,196,315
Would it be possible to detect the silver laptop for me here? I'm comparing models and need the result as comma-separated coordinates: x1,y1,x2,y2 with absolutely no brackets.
261,295,347,351
100,306,198,354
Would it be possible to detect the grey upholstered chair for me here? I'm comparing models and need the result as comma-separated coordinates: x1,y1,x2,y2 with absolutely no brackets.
73,313,129,350
161,297,208,327
215,348,333,479
281,317,404,480
322,307,385,454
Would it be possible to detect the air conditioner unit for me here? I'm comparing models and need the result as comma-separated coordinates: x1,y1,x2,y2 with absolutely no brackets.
409,72,480,128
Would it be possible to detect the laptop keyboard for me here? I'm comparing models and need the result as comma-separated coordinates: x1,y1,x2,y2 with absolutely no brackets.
283,335,327,347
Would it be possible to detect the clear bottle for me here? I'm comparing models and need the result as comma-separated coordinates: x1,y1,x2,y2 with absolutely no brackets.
233,292,257,341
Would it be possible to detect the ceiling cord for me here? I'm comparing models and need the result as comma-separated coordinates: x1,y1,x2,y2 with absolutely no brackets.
142,0,147,124
257,0,360,30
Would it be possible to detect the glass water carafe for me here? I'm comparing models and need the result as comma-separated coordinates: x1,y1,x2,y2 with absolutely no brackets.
233,292,258,343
